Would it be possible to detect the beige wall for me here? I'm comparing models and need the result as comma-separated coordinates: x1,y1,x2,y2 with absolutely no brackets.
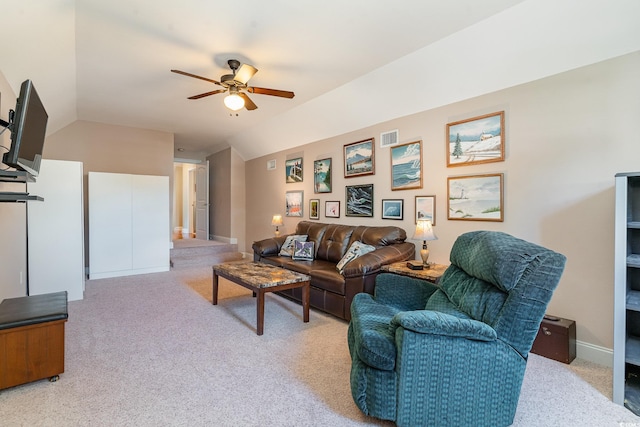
208,148,231,239
44,120,174,267
0,73,27,299
246,52,640,354
207,147,246,251
230,148,246,252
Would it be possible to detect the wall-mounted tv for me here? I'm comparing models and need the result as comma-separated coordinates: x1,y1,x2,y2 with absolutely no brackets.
1,79,48,177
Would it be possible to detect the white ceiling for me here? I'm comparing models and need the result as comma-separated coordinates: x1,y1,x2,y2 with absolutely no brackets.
1,0,639,161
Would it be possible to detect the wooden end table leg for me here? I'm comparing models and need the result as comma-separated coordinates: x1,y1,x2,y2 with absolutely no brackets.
212,271,219,305
256,289,265,336
302,281,310,323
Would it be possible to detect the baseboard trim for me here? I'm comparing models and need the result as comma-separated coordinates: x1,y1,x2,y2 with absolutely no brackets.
576,340,613,367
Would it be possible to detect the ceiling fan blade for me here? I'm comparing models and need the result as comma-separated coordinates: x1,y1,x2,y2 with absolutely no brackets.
188,89,226,100
171,69,222,86
239,92,258,110
247,86,295,99
234,64,258,85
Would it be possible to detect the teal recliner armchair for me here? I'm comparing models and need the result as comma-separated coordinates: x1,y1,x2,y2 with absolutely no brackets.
347,231,566,427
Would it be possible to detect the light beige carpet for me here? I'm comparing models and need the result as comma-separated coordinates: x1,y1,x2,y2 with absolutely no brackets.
0,266,638,426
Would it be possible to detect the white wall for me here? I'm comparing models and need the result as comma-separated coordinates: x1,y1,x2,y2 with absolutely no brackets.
246,52,640,363
0,74,27,299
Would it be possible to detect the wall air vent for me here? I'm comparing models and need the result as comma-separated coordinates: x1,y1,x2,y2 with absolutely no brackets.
380,129,399,148
267,159,276,170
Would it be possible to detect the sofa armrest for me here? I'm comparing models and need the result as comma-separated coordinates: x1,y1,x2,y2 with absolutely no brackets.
373,273,438,311
252,235,288,257
341,242,415,278
391,310,497,341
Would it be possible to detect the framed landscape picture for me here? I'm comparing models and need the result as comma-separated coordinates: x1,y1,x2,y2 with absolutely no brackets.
415,195,436,224
447,111,505,167
285,157,303,183
345,184,374,217
382,199,403,220
344,138,375,178
285,190,303,217
325,201,340,218
447,174,503,221
309,199,319,220
313,158,332,193
391,140,422,190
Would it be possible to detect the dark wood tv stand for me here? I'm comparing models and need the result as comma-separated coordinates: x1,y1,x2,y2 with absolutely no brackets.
0,291,68,390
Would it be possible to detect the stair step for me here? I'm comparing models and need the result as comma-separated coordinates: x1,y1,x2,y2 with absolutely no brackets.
170,241,243,269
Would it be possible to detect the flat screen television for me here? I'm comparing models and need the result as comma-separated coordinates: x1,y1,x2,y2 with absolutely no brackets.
1,79,48,177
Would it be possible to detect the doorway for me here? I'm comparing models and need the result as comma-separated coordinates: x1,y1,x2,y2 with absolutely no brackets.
173,161,209,240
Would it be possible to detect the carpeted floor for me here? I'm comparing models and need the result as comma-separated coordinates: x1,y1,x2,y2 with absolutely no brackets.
1,266,638,426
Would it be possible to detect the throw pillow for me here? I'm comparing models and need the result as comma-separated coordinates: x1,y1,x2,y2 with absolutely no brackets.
292,240,315,261
336,241,376,274
279,235,308,257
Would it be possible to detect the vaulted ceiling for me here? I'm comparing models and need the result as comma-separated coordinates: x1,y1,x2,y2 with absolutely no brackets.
1,1,638,160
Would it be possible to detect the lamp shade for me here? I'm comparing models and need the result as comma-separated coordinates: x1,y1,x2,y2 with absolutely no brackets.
271,214,284,226
412,220,438,241
224,93,245,111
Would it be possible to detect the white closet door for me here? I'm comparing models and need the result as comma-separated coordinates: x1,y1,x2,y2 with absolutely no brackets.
89,172,133,279
27,159,85,300
131,174,169,272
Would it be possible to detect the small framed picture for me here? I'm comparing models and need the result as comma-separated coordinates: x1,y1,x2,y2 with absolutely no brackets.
285,190,303,217
344,138,375,178
325,201,340,218
313,158,332,193
285,157,303,183
391,141,422,190
345,184,374,217
447,174,503,221
382,199,403,220
309,199,319,220
447,111,505,167
415,195,436,225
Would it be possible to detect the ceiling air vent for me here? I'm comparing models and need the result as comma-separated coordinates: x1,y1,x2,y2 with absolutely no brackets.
380,129,399,148
267,159,276,170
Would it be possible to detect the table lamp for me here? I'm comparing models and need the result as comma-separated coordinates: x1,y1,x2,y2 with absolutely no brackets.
271,214,284,237
412,220,438,268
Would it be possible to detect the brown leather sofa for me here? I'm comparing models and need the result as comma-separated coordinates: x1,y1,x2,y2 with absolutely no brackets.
252,221,415,320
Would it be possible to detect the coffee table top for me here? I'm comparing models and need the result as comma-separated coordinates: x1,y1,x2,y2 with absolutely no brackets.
213,262,310,288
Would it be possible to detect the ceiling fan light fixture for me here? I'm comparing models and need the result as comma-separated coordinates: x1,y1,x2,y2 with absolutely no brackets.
224,91,245,111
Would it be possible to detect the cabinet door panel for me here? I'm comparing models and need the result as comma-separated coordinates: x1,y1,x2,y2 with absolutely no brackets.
131,175,169,270
89,172,133,277
28,160,85,300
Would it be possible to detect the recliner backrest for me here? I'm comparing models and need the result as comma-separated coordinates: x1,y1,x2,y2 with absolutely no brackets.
434,231,566,356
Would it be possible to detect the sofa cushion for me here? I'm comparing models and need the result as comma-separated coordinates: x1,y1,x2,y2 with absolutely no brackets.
293,240,315,261
279,234,308,257
309,268,346,295
349,225,407,247
316,224,355,263
295,221,328,251
337,241,376,274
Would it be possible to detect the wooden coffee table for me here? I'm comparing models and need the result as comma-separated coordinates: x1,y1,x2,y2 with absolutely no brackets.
212,262,311,335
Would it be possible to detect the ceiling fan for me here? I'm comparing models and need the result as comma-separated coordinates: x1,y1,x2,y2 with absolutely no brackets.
171,59,295,111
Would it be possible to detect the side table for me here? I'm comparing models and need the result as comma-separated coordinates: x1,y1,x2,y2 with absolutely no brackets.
381,261,448,284
0,291,68,390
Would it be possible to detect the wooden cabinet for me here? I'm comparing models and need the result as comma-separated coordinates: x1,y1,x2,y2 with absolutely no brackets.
613,172,640,414
88,172,169,280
